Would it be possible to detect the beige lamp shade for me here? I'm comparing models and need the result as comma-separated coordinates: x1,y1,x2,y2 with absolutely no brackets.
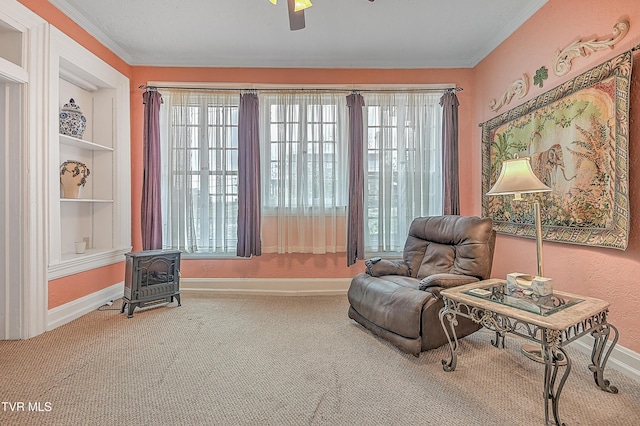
487,157,551,200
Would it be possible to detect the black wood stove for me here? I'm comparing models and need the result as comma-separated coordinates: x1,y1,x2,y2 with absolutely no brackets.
121,249,181,318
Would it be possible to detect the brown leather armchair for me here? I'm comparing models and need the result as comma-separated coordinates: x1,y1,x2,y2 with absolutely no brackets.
347,215,496,356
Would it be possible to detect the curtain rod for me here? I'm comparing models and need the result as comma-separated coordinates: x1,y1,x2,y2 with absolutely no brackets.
138,84,462,94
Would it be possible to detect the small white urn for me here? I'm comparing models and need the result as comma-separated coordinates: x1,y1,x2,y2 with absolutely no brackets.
59,98,87,139
60,160,90,199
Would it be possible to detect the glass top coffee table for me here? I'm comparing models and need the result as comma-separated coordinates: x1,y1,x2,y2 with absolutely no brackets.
439,278,618,426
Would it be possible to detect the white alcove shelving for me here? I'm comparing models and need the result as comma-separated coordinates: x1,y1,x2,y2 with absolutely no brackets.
48,27,131,279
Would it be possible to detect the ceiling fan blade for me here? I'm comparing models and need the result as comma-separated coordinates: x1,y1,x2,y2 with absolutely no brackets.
287,0,305,31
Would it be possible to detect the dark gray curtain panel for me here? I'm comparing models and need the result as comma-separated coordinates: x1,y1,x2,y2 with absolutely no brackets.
237,92,262,257
440,91,460,215
141,90,163,250
346,93,365,266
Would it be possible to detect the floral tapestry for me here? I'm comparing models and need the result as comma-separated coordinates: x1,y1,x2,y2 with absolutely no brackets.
481,51,632,250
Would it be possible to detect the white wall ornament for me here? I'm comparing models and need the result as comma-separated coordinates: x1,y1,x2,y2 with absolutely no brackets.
553,20,630,77
489,74,529,112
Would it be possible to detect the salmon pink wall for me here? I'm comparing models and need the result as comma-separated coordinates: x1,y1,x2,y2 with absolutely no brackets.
48,263,125,309
18,0,133,307
474,0,640,352
130,67,474,278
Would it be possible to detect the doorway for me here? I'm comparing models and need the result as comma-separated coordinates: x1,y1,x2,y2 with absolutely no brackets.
0,79,24,339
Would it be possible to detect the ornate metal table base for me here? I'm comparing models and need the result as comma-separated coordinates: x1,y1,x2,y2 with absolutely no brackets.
589,323,619,393
541,332,570,426
439,298,618,426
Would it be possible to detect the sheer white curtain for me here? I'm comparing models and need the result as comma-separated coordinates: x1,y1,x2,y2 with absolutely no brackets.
159,90,240,254
259,91,348,254
362,92,443,253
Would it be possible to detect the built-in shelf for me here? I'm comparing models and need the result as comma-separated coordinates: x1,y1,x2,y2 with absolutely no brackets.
49,246,132,280
59,133,113,151
58,247,123,262
60,198,113,203
48,27,131,279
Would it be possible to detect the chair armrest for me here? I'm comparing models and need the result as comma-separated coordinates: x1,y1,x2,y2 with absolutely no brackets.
364,258,411,277
418,273,479,291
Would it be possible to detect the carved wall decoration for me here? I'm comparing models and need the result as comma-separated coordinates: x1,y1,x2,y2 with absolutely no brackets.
553,20,630,77
489,74,529,112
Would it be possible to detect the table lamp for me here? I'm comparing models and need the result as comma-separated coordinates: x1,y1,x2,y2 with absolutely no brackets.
487,156,552,363
487,156,551,276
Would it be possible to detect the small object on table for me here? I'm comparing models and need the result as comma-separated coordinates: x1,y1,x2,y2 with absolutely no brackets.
506,272,533,291
531,276,553,296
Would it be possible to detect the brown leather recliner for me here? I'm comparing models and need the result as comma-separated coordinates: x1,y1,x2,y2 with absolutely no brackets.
347,215,496,356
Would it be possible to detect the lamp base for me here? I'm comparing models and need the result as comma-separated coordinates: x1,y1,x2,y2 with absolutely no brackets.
521,344,568,366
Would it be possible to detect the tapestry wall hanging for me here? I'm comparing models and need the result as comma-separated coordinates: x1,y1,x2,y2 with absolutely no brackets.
481,50,632,250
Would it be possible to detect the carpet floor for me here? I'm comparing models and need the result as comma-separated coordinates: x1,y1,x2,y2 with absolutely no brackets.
0,293,639,425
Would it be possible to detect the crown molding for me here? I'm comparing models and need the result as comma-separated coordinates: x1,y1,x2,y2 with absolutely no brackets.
49,0,134,64
470,0,548,67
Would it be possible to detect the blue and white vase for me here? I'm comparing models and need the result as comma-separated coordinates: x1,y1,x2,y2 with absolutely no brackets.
59,98,87,139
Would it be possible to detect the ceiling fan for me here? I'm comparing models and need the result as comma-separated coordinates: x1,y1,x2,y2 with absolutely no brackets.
269,0,375,31
269,0,312,31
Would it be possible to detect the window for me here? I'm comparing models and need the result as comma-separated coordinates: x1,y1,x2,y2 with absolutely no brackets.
363,93,443,253
160,91,240,254
261,93,347,209
159,88,443,257
260,92,348,253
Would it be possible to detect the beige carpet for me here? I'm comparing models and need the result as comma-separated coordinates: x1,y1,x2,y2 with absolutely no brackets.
1,293,639,425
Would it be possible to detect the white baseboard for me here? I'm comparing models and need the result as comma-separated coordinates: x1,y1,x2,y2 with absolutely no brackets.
181,277,351,296
573,334,640,383
46,281,124,331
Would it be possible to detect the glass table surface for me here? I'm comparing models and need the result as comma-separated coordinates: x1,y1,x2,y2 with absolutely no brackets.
463,284,584,316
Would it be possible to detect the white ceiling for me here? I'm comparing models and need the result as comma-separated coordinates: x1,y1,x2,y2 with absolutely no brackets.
50,0,548,69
